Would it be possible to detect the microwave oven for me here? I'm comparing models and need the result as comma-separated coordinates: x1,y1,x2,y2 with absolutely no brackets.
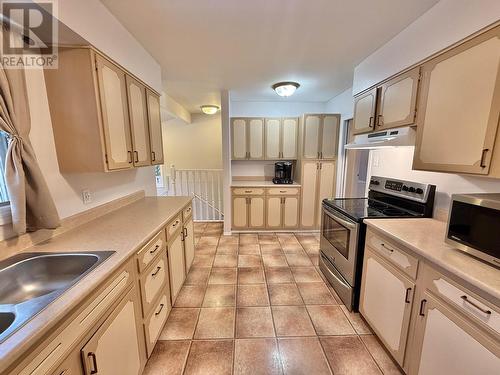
445,193,500,267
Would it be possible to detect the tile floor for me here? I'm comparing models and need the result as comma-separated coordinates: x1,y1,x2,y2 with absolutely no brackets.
144,222,403,375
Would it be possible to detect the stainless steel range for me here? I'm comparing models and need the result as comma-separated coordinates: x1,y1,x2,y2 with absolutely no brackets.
320,176,436,311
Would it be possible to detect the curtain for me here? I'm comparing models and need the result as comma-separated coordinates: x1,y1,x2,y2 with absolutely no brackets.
0,28,60,234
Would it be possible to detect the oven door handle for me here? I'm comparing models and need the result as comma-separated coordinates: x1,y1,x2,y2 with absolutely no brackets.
323,209,356,230
321,255,351,289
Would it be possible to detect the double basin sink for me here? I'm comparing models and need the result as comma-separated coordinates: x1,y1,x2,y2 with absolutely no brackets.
0,251,114,343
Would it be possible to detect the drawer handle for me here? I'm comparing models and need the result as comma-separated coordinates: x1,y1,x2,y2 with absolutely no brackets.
155,303,165,316
405,287,412,304
149,244,160,254
280,190,286,193
172,220,179,227
419,299,427,316
245,190,252,193
461,295,491,315
381,243,394,253
88,352,98,374
151,266,162,277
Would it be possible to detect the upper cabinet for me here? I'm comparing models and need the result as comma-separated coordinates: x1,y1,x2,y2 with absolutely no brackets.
44,47,163,173
352,89,377,135
231,117,264,160
302,114,340,160
265,117,299,159
413,26,500,176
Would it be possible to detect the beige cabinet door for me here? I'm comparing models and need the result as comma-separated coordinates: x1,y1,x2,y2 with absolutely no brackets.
95,55,133,170
317,161,336,226
303,115,321,159
283,196,299,229
359,248,414,366
248,118,265,159
231,118,248,159
266,196,283,228
282,118,298,159
232,196,249,229
376,67,420,131
352,88,377,135
265,118,281,159
81,288,142,375
413,27,500,175
146,90,164,165
248,196,265,229
168,232,186,304
183,219,195,273
412,293,500,375
300,161,319,229
320,115,340,159
126,76,151,167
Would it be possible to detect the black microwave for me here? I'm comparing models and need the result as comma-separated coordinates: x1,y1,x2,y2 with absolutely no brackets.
445,193,500,267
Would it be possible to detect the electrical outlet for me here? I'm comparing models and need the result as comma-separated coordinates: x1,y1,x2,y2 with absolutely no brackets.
82,189,92,204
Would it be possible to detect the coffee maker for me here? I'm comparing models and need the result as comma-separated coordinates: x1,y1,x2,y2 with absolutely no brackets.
272,162,293,184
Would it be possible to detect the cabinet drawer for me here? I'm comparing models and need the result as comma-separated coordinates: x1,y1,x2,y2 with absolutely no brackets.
183,204,193,221
423,264,500,338
139,256,168,316
366,229,418,279
267,187,300,195
136,230,166,273
232,188,265,195
144,291,171,357
167,215,182,238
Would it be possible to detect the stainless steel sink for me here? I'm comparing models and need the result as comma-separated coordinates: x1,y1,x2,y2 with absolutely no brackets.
0,251,114,343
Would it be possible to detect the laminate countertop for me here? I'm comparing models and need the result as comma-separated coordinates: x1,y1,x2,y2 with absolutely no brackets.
231,180,301,187
0,196,192,373
364,218,500,304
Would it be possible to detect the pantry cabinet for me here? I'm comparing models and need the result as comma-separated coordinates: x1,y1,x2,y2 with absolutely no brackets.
126,76,151,167
265,117,299,159
231,118,265,160
302,114,340,159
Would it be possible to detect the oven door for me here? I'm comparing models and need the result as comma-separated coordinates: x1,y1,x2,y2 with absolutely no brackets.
320,205,359,285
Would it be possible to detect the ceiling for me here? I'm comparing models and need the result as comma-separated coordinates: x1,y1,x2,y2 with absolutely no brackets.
101,0,439,112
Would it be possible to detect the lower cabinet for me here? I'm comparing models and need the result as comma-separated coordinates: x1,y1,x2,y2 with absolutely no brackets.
167,229,186,304
266,195,299,229
232,195,265,230
143,290,171,357
183,218,195,273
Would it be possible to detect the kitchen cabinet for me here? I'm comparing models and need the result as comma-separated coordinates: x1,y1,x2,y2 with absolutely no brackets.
265,117,299,159
231,118,265,160
413,26,500,176
249,196,265,229
302,114,340,159
183,217,195,273
232,189,265,230
266,196,283,228
81,286,143,375
167,229,186,304
352,89,377,135
359,247,414,366
232,196,249,229
266,188,300,229
44,47,163,173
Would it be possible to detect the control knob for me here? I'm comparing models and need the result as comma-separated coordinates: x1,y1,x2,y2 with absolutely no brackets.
408,187,416,193
415,188,424,194
370,180,380,186
402,185,409,191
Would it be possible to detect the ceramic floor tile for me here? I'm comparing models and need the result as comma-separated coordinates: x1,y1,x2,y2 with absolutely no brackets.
278,337,331,375
340,305,372,334
208,268,238,284
184,340,233,375
197,236,220,246
297,283,336,305
159,308,200,340
202,284,236,307
216,244,238,255
185,267,211,285
218,235,239,245
238,254,262,267
272,306,316,337
238,267,266,284
238,243,261,255
174,285,206,307
291,267,323,283
258,234,280,245
192,254,215,267
239,233,259,244
360,335,403,375
213,254,238,268
307,305,356,336
260,244,283,255
321,336,382,375
265,267,294,284
237,284,270,306
194,308,235,339
234,339,283,375
268,283,303,305
144,340,191,375
194,245,217,255
262,254,288,267
236,307,275,338
285,253,313,266
309,254,320,266
281,244,306,254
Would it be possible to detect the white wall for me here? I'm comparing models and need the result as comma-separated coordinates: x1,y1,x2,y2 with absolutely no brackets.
324,88,354,120
230,100,327,117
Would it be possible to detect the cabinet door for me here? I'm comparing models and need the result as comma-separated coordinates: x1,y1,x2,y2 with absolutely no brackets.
232,118,248,159
317,161,336,226
352,88,377,135
266,196,283,228
168,232,186,304
412,293,500,375
303,115,321,159
146,90,164,165
248,118,265,159
95,55,133,170
283,196,299,229
81,287,142,375
183,219,195,273
249,196,265,229
232,196,248,229
376,67,420,131
320,115,340,159
300,161,319,228
413,27,500,175
282,118,298,159
265,118,281,159
126,76,151,167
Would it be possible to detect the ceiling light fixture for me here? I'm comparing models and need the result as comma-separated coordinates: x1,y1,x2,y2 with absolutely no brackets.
272,81,300,97
200,105,220,115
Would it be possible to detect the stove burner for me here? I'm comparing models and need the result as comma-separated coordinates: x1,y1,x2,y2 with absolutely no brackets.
382,208,409,216
367,200,388,210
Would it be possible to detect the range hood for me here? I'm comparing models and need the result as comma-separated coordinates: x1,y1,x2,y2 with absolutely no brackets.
345,126,416,149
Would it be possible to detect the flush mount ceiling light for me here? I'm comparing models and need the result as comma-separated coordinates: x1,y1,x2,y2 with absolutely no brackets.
272,81,300,97
200,105,220,115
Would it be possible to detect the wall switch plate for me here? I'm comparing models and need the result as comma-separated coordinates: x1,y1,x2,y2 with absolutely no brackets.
82,189,92,204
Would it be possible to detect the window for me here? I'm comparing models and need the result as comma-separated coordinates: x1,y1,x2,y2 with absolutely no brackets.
0,132,9,204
